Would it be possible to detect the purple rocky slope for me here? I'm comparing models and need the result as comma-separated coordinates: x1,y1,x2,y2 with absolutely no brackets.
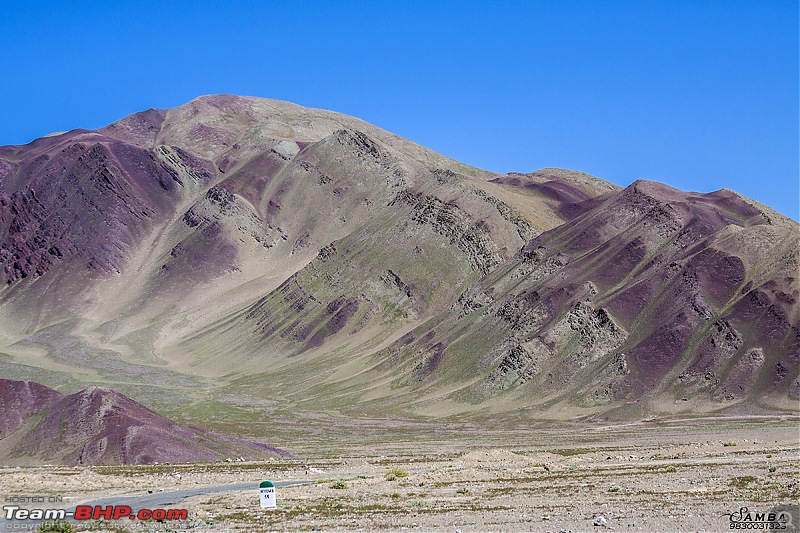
0,379,291,465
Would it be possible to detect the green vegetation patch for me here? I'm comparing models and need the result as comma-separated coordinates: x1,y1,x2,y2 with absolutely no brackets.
385,467,409,481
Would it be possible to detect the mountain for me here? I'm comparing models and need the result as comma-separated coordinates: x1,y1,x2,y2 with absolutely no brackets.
368,179,799,418
0,95,797,446
0,379,290,465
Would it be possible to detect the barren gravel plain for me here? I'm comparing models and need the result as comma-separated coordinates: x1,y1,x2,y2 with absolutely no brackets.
2,417,798,532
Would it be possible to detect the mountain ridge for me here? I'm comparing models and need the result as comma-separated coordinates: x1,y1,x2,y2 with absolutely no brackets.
0,96,796,459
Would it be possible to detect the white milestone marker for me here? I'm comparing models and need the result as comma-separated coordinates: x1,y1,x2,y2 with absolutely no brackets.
259,480,276,509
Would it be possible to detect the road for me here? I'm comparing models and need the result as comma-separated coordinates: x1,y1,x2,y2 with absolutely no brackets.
1,479,312,530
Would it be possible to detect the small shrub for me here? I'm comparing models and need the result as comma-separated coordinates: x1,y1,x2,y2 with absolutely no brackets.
385,467,409,481
730,475,757,488
665,466,677,473
608,485,621,492
456,487,470,494
331,480,347,489
390,492,402,499
223,511,256,522
769,466,777,473
723,442,737,447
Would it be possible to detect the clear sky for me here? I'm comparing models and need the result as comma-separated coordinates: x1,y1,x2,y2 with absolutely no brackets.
2,1,797,219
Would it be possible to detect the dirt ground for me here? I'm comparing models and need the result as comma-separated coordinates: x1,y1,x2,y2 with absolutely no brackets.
1,418,798,532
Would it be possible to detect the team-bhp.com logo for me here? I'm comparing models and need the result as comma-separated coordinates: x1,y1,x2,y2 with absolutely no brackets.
4,504,187,522
728,506,795,530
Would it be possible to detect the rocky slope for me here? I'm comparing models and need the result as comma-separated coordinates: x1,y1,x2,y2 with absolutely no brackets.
0,95,796,444
0,379,289,465
0,379,63,438
353,180,799,418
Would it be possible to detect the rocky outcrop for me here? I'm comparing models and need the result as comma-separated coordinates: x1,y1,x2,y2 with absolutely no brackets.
183,185,286,247
398,190,504,274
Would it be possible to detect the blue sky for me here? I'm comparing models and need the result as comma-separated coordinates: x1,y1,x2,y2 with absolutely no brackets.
1,1,797,219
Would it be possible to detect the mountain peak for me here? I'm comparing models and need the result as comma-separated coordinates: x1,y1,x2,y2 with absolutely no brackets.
0,96,797,456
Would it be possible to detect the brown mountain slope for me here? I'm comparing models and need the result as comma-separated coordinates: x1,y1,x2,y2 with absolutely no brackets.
316,180,797,419
0,95,796,438
0,95,610,396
